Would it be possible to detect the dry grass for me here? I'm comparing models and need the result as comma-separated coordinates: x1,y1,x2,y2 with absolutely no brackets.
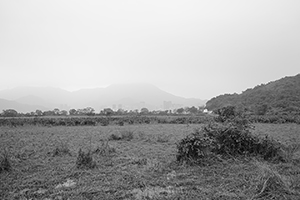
0,123,300,199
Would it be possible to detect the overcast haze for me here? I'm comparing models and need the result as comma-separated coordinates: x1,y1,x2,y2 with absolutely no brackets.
1,0,299,100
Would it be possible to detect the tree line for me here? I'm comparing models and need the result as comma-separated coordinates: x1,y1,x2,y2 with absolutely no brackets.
0,106,207,117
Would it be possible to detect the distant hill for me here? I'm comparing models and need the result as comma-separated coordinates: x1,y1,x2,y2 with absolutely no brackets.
0,98,47,113
206,74,300,115
0,83,206,112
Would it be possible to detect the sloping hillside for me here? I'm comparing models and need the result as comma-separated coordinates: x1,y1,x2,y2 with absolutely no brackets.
206,74,300,114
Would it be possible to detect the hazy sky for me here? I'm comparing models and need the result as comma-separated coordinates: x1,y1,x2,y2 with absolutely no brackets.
0,0,299,99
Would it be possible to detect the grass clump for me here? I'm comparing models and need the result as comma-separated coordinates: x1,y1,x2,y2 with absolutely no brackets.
120,129,134,141
0,150,11,173
108,129,134,141
93,140,116,156
177,106,285,164
108,133,122,141
76,149,96,169
52,142,72,157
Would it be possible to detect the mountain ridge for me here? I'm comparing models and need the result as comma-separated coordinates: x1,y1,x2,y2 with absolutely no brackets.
0,83,206,112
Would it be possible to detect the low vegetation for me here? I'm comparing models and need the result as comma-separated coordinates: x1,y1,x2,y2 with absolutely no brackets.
0,112,300,199
0,115,213,127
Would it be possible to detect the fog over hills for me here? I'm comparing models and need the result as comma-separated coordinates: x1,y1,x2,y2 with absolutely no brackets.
0,83,206,113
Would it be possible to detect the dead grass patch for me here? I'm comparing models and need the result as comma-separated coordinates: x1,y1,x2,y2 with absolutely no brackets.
251,161,299,200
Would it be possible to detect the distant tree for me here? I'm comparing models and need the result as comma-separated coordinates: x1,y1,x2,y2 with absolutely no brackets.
83,107,95,116
24,112,32,117
60,110,68,116
35,110,43,116
140,107,149,115
103,108,114,116
198,105,205,113
186,106,198,114
159,110,169,115
1,109,18,117
69,109,77,115
116,108,125,115
43,110,55,116
53,108,60,115
176,108,185,114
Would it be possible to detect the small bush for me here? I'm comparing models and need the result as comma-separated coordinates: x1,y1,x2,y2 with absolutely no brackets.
76,149,96,169
0,150,11,173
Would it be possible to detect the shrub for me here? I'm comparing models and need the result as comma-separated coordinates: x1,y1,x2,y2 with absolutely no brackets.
76,149,96,169
177,106,285,164
0,150,11,173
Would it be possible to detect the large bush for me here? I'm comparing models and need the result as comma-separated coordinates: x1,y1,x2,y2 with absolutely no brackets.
177,106,285,164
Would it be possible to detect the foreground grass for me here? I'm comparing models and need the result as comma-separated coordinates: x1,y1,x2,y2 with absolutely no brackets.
1,124,300,199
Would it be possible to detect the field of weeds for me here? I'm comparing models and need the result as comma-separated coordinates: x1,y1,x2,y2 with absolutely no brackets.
1,123,300,200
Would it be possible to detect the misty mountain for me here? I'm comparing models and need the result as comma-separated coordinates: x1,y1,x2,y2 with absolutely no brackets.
206,74,300,114
15,95,57,108
0,98,48,113
0,83,206,112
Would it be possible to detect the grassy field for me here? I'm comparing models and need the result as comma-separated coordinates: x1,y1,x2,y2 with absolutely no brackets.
1,123,300,200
